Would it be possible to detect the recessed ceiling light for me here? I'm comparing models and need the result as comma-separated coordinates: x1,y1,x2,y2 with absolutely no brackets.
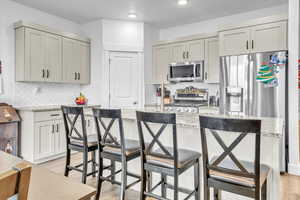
177,0,189,6
128,12,137,19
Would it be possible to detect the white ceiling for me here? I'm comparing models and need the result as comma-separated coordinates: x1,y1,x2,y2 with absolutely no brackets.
10,0,288,28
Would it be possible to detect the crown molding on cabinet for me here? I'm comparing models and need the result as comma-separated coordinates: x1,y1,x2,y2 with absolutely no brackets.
14,20,90,43
153,32,218,46
218,14,288,32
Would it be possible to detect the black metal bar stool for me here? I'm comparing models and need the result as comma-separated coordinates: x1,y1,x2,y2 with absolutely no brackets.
136,111,201,200
61,106,98,184
93,108,141,200
199,115,269,200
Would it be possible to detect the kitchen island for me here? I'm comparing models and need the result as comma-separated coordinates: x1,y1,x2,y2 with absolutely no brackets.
96,106,283,200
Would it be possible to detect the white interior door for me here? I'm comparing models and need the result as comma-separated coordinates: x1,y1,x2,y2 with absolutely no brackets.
109,52,139,108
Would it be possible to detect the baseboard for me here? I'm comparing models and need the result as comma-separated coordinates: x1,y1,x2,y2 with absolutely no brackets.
288,163,300,176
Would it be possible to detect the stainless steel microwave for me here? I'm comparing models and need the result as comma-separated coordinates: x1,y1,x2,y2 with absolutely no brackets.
168,61,204,82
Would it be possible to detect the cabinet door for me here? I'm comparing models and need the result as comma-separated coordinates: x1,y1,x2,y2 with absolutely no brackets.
77,42,90,84
250,21,287,53
219,28,251,56
152,45,170,83
186,39,205,61
34,121,55,160
25,28,46,82
170,42,186,63
45,34,62,82
205,38,220,83
54,120,66,155
85,117,95,136
62,38,79,83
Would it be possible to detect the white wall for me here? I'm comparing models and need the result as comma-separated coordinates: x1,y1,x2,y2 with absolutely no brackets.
0,0,84,106
160,4,288,40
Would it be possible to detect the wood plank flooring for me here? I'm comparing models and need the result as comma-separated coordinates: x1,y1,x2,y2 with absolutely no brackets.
40,153,300,200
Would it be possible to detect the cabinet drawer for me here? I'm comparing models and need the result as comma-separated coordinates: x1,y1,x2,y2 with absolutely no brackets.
34,110,62,122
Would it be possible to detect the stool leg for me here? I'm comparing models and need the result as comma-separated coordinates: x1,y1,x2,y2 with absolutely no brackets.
262,179,267,200
95,157,103,200
147,172,152,192
214,188,221,200
194,160,200,200
161,174,167,198
64,148,71,177
140,168,147,200
91,150,96,178
120,158,127,200
82,150,88,184
111,160,116,183
174,171,179,200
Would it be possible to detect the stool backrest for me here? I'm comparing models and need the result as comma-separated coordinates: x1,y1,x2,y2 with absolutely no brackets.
61,106,88,147
136,111,178,168
92,108,125,153
0,162,31,200
199,115,261,187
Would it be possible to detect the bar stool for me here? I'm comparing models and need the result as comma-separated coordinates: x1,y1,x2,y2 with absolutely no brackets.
136,111,201,200
93,108,141,200
199,115,269,200
61,106,98,184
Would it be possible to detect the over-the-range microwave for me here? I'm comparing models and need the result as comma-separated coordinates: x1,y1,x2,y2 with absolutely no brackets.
168,61,204,82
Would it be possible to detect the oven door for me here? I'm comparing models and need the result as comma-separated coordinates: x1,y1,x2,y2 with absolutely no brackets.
168,63,196,82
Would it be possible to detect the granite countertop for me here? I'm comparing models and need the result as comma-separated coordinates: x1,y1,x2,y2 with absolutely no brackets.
16,104,101,112
85,106,283,138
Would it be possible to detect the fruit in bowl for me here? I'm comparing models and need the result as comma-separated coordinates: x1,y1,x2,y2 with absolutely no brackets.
75,93,88,105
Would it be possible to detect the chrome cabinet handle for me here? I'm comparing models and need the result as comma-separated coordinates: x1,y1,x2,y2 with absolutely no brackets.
56,124,59,132
186,51,189,59
42,69,45,78
246,41,249,50
78,73,80,80
252,40,254,49
205,72,208,80
46,69,49,78
50,114,60,117
75,72,77,80
183,52,185,59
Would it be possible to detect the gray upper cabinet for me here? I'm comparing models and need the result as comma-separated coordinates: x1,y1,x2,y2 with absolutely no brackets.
219,19,288,56
219,28,250,56
170,42,186,63
15,21,90,84
205,38,220,83
152,45,170,84
250,21,287,53
186,39,205,61
62,38,90,84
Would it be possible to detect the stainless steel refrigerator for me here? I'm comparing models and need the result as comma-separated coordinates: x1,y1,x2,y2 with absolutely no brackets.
219,51,288,172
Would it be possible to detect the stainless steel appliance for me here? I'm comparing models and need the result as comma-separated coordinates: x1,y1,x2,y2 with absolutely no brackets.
220,51,288,172
168,61,204,82
164,86,209,113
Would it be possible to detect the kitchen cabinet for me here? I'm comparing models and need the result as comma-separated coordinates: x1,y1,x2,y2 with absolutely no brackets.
186,39,205,61
219,20,288,56
170,42,186,63
205,38,220,83
15,21,90,84
34,121,55,160
62,38,90,84
170,40,205,62
19,107,97,164
152,45,170,83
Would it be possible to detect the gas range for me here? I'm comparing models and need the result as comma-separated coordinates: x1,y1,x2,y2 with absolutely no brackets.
163,86,209,113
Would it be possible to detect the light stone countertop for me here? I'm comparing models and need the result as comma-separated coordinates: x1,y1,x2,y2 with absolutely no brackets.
85,106,283,138
15,104,101,112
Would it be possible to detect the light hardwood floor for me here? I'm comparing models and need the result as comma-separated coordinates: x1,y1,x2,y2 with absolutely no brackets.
40,154,300,200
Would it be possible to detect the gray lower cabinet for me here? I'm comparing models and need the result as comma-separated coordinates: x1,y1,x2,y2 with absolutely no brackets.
15,21,90,84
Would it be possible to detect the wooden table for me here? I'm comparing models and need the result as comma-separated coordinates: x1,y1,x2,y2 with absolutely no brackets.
0,151,96,200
